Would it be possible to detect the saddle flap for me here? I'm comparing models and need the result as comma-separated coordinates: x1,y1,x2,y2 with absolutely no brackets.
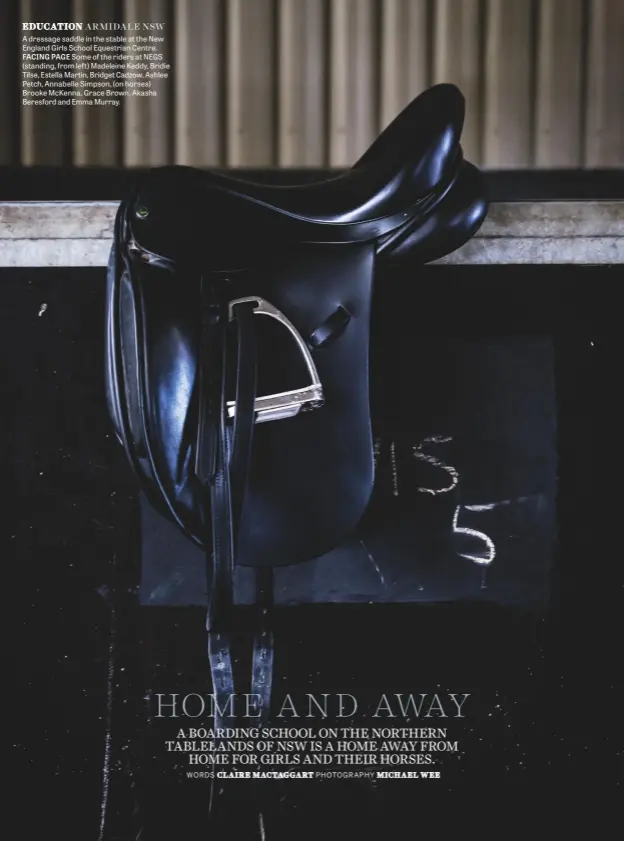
107,230,377,566
234,245,376,566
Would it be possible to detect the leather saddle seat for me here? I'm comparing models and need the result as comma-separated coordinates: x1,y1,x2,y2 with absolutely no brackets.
106,83,488,574
205,82,464,222
126,84,473,270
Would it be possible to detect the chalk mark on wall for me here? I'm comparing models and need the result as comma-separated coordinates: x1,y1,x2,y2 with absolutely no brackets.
412,435,459,495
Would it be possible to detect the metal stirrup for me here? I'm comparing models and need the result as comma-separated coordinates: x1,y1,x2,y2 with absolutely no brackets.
226,296,324,424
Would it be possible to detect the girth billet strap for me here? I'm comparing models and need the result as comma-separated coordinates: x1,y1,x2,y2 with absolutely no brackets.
202,291,276,831
202,293,266,731
251,568,275,723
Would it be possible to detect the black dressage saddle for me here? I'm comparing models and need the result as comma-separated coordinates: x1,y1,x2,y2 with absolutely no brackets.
105,84,487,737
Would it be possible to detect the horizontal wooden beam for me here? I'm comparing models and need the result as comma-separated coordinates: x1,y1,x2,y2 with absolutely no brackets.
0,201,622,266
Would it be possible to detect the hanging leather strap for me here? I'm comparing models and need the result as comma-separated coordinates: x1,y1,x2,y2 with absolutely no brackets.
204,296,258,729
202,293,279,836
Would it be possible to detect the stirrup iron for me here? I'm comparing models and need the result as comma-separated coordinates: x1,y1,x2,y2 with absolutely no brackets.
227,296,324,424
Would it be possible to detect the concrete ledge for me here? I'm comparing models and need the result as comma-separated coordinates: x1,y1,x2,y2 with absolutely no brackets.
0,200,622,266
436,236,624,265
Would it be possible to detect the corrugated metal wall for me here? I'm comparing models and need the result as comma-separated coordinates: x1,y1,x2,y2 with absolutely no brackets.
4,0,623,168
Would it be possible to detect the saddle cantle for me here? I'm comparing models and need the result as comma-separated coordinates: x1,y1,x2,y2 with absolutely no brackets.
105,85,487,794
